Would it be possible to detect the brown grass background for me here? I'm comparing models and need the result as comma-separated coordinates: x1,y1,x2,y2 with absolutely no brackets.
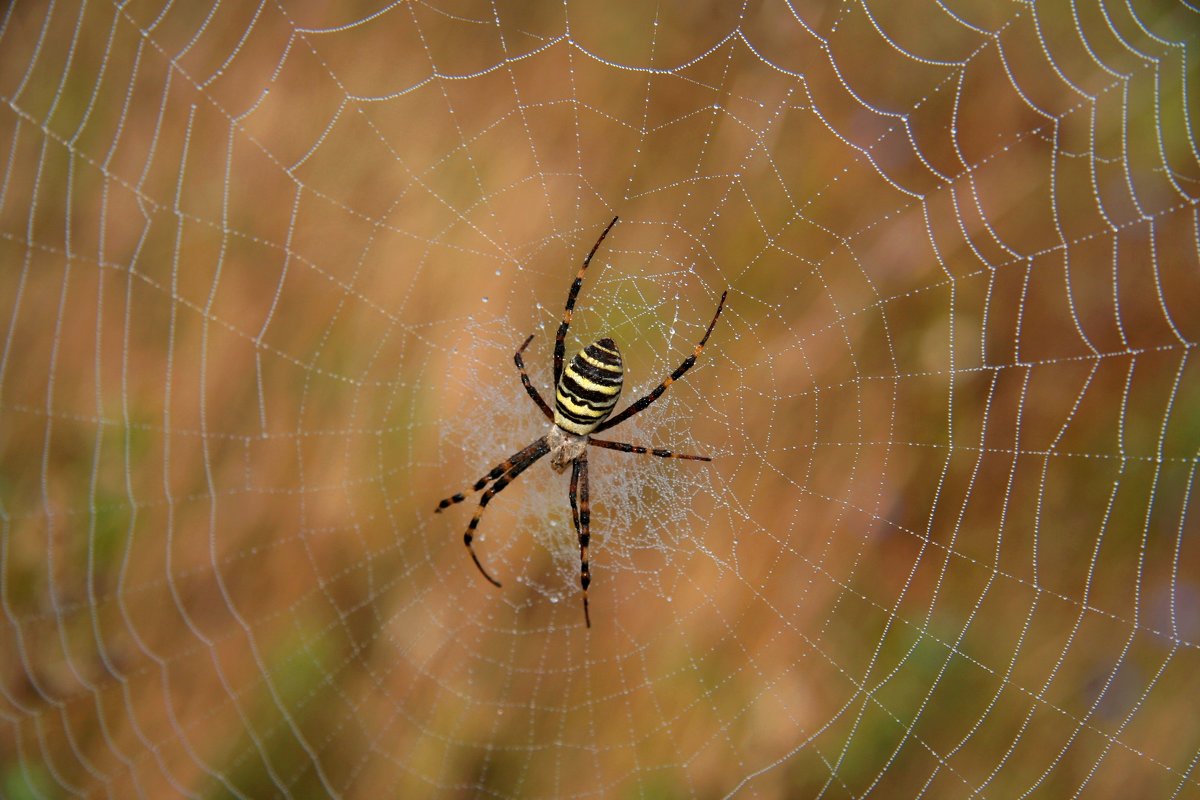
0,1,1198,797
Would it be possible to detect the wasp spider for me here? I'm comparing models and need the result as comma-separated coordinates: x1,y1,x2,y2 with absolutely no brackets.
435,217,727,627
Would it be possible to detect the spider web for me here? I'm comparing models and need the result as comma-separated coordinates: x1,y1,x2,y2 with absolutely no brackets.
0,0,1198,797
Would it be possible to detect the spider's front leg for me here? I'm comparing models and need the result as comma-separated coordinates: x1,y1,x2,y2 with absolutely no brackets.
569,452,593,628
435,436,552,587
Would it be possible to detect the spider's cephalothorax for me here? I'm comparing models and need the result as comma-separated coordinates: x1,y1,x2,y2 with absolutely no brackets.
435,216,727,628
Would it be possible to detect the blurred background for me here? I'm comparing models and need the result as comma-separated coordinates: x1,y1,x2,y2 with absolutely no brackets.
1,1,1198,797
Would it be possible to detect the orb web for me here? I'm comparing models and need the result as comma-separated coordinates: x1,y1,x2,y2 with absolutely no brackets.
0,1,1197,798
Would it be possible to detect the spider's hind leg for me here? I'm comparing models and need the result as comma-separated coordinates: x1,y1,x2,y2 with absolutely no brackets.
588,437,712,461
553,216,619,384
515,333,553,420
594,289,727,433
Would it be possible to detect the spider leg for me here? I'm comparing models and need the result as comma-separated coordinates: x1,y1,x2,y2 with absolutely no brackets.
587,437,712,462
554,216,619,385
514,333,552,420
570,452,593,628
595,290,727,433
461,436,551,587
569,456,581,534
434,437,549,512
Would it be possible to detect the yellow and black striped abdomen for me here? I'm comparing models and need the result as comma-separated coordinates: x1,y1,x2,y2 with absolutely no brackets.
555,338,624,435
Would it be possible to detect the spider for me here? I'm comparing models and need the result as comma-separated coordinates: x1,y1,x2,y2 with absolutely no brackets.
435,217,727,627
